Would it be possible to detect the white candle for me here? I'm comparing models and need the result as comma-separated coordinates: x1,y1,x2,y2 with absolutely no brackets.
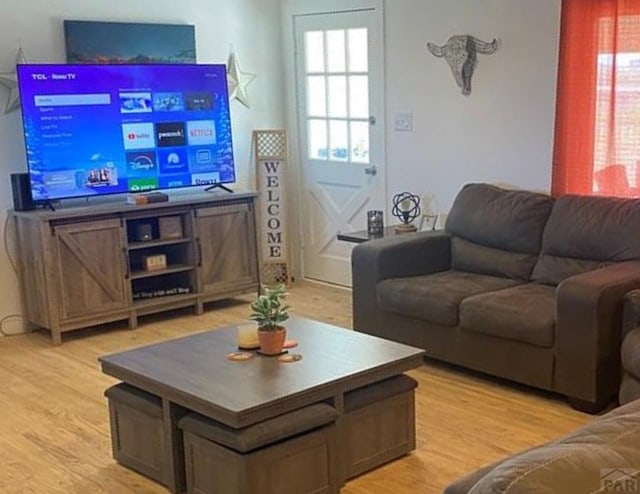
237,323,260,349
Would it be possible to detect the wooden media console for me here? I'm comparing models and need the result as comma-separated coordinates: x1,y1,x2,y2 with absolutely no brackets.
10,192,260,344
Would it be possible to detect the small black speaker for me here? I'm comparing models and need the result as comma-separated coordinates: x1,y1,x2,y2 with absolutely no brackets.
10,173,36,211
135,223,153,242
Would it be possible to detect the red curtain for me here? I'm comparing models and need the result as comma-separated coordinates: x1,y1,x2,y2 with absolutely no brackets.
552,0,640,197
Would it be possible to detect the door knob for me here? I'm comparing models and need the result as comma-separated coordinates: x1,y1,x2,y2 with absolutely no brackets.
364,165,377,176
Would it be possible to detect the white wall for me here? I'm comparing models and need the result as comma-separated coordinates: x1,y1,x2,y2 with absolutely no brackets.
281,0,561,282
0,0,285,335
385,0,561,218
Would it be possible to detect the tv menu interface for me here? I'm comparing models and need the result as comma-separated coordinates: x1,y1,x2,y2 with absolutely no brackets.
17,64,235,201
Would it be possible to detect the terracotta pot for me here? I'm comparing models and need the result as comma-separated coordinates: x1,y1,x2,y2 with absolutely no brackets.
258,327,287,355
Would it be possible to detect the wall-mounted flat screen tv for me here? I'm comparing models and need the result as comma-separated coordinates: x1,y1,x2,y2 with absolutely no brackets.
16,63,235,203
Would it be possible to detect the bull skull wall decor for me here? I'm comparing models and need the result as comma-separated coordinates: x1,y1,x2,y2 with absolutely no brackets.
427,35,499,96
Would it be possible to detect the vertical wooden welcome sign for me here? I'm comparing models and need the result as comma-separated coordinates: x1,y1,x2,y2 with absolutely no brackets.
253,130,291,285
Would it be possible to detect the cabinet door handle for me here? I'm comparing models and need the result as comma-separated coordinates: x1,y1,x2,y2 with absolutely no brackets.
122,248,130,279
196,238,203,267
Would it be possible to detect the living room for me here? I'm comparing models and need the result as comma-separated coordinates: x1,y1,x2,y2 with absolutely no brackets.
1,0,639,493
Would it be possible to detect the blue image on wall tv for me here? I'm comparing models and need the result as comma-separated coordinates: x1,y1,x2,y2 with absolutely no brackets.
16,63,235,202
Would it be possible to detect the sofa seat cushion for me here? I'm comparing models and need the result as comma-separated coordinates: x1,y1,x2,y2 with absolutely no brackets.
460,284,556,348
447,399,640,494
377,270,521,326
177,404,339,454
622,328,640,380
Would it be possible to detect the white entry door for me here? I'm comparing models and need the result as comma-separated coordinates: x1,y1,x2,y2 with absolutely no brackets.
294,9,385,286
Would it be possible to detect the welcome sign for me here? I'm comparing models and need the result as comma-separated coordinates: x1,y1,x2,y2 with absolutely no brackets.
254,130,290,284
257,158,287,262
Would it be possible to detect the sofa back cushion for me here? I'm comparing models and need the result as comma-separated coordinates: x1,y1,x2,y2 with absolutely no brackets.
446,184,555,280
532,195,640,285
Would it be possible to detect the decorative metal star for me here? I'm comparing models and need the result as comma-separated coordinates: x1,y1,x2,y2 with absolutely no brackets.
0,48,27,114
226,50,256,109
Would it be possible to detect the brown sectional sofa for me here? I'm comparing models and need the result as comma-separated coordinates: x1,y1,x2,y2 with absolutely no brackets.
352,183,640,412
444,313,640,493
443,398,640,493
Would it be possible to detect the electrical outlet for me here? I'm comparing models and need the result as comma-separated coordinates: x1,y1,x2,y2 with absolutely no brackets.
393,112,413,132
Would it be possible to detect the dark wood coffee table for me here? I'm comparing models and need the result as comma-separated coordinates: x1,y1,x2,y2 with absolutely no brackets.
100,317,425,492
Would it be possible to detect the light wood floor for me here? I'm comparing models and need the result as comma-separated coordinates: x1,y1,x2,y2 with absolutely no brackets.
0,281,590,494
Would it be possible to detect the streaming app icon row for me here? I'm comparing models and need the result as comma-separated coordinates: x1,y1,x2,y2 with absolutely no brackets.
119,92,213,114
126,147,218,176
122,121,216,150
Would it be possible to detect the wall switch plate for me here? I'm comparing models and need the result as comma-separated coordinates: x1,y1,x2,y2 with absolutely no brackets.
393,112,413,132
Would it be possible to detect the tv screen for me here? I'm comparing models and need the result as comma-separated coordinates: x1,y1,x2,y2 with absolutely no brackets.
16,63,235,202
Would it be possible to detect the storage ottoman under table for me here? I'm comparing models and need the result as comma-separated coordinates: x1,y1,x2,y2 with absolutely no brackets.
105,383,166,486
344,374,418,479
178,403,340,494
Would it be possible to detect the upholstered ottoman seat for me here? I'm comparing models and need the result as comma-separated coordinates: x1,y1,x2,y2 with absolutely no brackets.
178,403,340,494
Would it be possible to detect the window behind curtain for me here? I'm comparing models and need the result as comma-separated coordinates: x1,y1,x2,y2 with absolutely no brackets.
552,0,640,197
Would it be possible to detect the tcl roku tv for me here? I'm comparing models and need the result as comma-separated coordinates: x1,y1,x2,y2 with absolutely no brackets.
16,63,235,203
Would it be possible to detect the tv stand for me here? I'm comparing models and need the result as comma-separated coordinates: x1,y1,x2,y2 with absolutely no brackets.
10,192,259,345
205,183,234,193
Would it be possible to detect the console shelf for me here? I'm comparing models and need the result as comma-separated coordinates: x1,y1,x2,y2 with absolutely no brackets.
130,264,195,280
133,293,199,309
10,192,260,344
128,238,191,251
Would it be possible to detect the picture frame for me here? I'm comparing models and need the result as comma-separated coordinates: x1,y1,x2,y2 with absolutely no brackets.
419,214,438,232
64,20,196,64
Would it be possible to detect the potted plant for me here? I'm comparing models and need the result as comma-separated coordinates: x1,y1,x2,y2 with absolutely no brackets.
249,284,290,355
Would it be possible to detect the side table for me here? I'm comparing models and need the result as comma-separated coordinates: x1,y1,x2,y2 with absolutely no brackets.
337,226,409,244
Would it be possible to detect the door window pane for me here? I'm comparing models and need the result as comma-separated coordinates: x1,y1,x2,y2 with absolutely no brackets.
308,119,328,160
349,75,369,119
329,120,349,162
326,30,346,72
350,121,369,163
328,76,347,118
305,31,325,73
307,76,327,117
348,28,368,72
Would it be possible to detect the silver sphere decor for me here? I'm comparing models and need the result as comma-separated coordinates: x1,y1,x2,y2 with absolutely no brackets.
391,192,421,233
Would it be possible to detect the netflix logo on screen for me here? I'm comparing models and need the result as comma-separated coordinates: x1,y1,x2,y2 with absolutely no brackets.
187,120,216,146
156,122,187,147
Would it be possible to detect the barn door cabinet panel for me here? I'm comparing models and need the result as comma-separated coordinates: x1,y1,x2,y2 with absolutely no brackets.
10,192,258,345
195,202,260,302
52,219,130,321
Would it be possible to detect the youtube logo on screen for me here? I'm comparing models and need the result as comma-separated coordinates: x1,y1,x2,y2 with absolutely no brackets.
122,123,156,150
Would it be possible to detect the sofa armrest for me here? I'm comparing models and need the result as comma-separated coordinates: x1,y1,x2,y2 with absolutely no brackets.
352,231,451,282
554,261,640,406
351,231,451,332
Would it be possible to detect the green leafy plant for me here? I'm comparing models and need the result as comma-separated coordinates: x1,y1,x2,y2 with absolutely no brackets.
249,284,290,331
